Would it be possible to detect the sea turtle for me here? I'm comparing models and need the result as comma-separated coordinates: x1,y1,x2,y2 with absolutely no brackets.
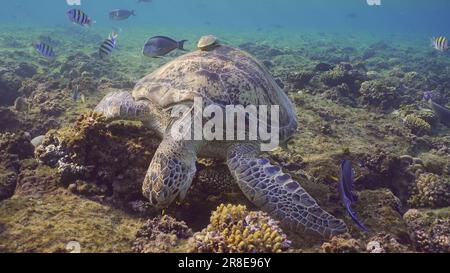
94,45,347,237
197,35,219,51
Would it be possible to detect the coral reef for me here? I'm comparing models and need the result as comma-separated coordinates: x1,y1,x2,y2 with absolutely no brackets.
321,234,362,253
408,173,450,208
0,132,37,201
404,209,450,253
0,29,449,253
404,114,432,136
0,166,17,201
353,189,409,241
320,63,366,88
287,71,314,89
359,80,399,110
132,215,192,253
365,233,412,253
15,162,60,198
190,204,291,253
0,132,34,160
35,111,160,207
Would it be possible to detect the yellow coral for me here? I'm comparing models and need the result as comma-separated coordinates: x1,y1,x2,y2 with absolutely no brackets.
404,114,431,135
195,204,290,253
408,173,450,208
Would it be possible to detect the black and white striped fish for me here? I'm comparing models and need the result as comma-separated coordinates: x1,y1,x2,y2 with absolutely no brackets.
66,9,95,27
99,32,118,59
431,36,449,52
32,42,55,58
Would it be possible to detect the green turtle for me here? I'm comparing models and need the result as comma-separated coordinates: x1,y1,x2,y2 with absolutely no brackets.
197,35,219,51
94,45,347,237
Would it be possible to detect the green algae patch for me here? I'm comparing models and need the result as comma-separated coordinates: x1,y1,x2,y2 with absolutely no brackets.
0,191,141,253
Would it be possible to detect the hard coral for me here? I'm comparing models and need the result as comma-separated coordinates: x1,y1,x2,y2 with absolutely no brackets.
287,71,314,89
408,173,450,208
359,80,399,110
191,204,291,253
321,234,362,253
35,111,160,206
320,63,366,88
366,233,412,253
133,215,192,253
404,114,432,136
404,209,450,253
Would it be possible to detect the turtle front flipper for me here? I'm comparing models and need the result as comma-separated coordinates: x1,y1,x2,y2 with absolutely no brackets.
94,91,150,121
142,135,198,208
227,143,347,237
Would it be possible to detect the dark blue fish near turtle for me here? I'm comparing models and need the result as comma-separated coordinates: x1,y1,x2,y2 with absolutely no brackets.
99,32,118,59
339,160,368,232
109,9,136,21
32,42,55,58
143,36,188,58
67,9,95,27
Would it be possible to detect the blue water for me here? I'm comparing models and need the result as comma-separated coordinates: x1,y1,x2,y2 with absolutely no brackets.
1,0,449,36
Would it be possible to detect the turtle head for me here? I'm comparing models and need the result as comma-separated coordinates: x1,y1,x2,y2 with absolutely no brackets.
94,91,151,122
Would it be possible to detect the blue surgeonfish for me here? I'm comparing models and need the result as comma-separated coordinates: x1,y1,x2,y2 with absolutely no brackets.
339,160,368,232
143,36,188,58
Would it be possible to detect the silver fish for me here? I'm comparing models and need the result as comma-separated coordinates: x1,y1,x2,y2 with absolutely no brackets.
109,9,136,21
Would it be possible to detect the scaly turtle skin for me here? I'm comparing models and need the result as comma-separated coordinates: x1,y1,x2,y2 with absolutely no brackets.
94,45,347,237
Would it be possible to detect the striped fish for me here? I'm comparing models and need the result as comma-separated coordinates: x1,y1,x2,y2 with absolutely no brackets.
99,32,118,59
432,36,449,52
32,42,55,58
66,9,94,27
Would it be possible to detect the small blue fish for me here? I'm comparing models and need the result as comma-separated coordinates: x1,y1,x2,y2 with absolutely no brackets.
32,42,55,58
99,32,118,59
339,160,368,232
67,9,95,27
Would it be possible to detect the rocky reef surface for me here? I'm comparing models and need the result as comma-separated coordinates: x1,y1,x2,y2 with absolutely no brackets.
0,28,449,253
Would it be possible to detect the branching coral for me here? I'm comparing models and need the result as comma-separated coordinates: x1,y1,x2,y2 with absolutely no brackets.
191,204,291,253
408,173,450,208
